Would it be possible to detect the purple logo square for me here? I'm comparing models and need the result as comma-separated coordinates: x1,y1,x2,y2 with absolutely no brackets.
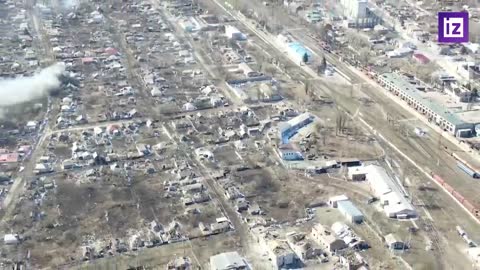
438,12,469,43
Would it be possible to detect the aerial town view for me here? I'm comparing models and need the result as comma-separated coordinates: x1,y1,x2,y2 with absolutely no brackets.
1,0,480,269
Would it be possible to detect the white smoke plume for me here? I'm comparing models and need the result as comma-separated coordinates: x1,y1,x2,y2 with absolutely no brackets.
0,63,66,106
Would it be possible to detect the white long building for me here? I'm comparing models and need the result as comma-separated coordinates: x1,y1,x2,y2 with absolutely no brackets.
225,25,246,40
378,72,475,137
340,0,368,19
364,165,417,219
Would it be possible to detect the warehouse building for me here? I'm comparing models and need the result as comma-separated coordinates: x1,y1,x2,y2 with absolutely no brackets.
277,143,304,161
378,72,476,137
278,112,315,144
340,0,367,19
210,251,251,270
347,166,367,181
364,165,416,219
225,25,246,40
337,200,364,223
340,0,382,28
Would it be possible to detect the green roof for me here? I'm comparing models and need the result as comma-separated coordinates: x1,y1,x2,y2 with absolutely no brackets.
381,73,465,126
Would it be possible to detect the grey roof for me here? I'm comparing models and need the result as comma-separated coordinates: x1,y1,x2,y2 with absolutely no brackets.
380,73,465,126
385,233,402,245
210,251,249,270
337,200,364,218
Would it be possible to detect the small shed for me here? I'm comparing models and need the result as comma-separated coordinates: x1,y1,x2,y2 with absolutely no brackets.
385,233,406,250
340,158,361,167
337,200,364,224
4,234,19,245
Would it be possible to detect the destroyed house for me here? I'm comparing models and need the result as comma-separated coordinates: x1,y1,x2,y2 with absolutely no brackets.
182,183,204,194
225,186,245,200
210,222,231,234
286,232,323,261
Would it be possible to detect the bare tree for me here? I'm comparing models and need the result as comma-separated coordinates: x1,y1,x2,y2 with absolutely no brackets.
313,121,327,146
304,80,310,95
336,111,348,135
256,87,263,101
316,56,327,75
316,24,327,38
265,64,277,76
347,32,370,48
358,48,372,65
257,55,265,72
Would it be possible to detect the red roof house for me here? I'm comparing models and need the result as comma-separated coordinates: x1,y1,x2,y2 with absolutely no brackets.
413,53,430,64
0,153,19,163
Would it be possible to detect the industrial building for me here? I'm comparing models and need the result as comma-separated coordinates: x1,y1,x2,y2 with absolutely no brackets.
238,62,261,78
378,73,476,137
328,194,349,208
277,112,315,161
277,143,304,160
340,0,381,28
225,25,246,40
340,0,367,20
364,165,417,219
337,200,364,223
209,251,251,270
347,166,367,181
278,112,315,144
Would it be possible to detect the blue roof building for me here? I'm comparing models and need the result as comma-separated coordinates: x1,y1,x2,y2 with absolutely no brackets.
287,42,313,63
277,143,304,161
279,113,315,144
